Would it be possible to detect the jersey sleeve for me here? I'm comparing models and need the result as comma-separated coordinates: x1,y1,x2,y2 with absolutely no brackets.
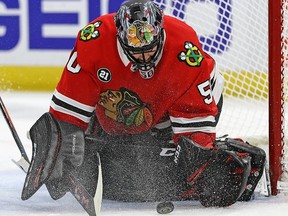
169,53,224,148
49,32,100,130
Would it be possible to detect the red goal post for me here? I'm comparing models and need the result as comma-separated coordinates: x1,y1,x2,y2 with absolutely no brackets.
269,0,288,195
153,0,288,196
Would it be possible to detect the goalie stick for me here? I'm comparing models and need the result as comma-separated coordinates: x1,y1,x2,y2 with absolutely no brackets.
0,97,30,172
0,96,102,216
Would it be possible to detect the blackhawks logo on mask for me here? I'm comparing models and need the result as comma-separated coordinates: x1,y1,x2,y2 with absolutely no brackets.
98,88,153,127
127,21,157,47
178,41,204,67
80,21,102,41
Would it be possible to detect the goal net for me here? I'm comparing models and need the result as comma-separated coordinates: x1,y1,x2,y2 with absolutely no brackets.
153,0,288,195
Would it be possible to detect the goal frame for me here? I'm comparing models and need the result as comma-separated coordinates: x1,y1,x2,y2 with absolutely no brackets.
268,0,284,196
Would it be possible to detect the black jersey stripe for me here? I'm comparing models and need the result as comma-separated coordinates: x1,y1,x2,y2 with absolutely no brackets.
171,120,217,128
52,95,93,118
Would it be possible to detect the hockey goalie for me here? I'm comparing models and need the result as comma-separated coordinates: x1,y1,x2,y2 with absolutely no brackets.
21,0,266,210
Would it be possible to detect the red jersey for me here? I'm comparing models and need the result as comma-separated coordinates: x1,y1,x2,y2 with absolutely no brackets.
49,14,224,145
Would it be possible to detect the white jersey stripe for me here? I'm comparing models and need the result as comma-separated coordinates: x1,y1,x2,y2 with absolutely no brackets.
210,64,224,104
211,70,224,104
53,89,95,113
172,126,216,134
170,115,216,124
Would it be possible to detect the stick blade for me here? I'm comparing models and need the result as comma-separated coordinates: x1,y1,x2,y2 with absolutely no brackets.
12,157,30,173
66,153,103,216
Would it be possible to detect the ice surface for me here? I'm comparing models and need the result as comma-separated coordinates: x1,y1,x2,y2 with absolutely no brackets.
0,91,288,216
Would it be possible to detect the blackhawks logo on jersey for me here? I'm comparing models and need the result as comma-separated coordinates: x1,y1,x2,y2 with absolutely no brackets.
80,21,102,41
178,41,204,67
98,88,153,127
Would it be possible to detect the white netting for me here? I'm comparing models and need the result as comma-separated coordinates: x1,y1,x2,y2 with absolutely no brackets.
153,0,269,143
279,0,288,190
153,0,288,193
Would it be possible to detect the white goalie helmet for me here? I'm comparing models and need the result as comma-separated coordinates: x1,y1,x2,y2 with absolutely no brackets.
114,0,164,72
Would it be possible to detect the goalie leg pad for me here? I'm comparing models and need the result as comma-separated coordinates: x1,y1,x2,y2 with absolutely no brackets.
99,132,178,202
72,142,101,196
175,136,214,186
45,134,102,201
45,178,68,200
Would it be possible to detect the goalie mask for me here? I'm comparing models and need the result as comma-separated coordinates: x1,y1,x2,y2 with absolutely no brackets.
115,0,164,77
